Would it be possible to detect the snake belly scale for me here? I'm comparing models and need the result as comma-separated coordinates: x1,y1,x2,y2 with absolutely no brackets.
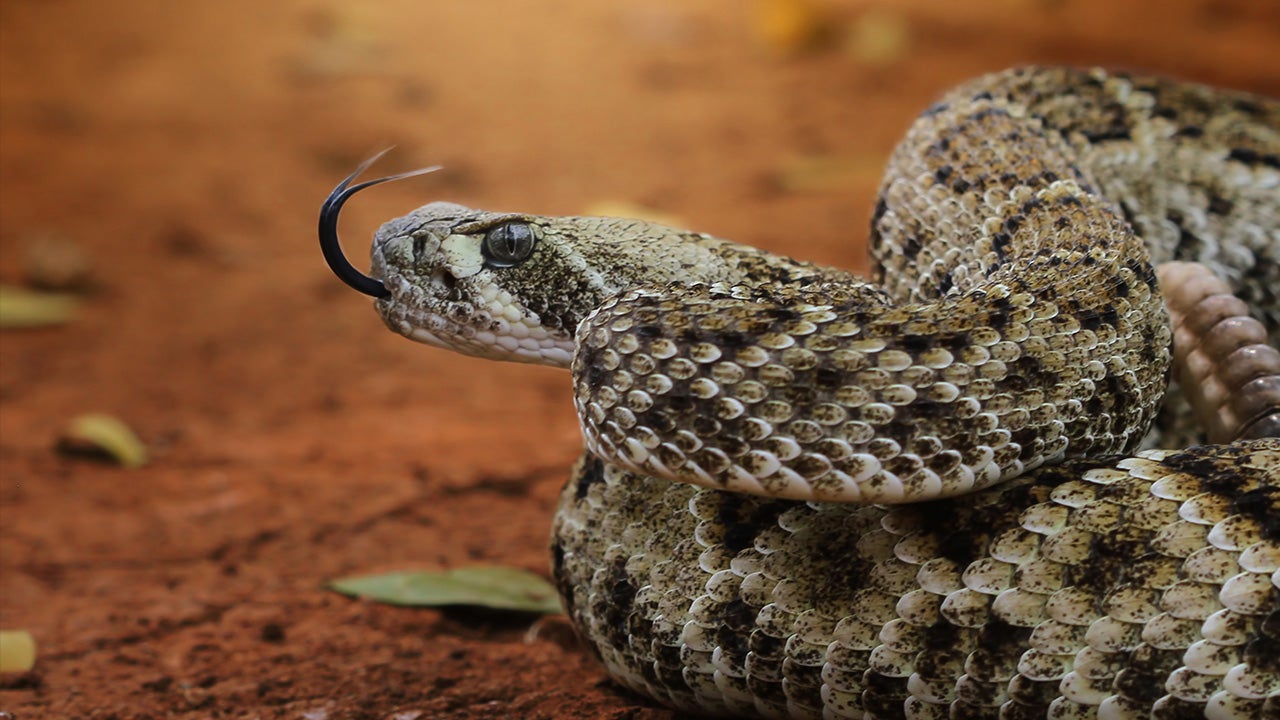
319,67,1280,718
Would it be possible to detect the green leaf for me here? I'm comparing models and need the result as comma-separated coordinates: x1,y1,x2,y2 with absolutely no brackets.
0,284,78,328
329,566,562,614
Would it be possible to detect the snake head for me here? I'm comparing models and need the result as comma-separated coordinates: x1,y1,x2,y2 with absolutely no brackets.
369,204,600,366
322,154,842,368
340,196,663,366
318,153,600,366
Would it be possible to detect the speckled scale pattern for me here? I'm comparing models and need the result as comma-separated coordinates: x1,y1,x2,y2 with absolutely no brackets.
553,440,1280,719
571,67,1277,503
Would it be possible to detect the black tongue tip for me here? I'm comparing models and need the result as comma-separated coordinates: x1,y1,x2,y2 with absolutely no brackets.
318,149,441,298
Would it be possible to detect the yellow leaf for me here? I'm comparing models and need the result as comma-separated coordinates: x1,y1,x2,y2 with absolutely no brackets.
845,10,911,67
776,154,887,193
752,0,833,56
0,285,77,328
0,630,36,673
59,414,148,469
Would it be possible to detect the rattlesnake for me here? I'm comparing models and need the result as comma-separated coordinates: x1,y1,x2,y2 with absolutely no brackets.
320,67,1280,718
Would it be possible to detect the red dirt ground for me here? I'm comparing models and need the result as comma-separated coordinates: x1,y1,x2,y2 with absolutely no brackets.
1,1,1276,718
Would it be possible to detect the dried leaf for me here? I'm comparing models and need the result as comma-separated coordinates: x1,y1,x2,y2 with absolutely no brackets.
329,566,562,614
776,154,886,193
291,6,387,80
752,0,833,56
58,413,148,468
845,10,911,66
582,201,683,228
0,630,36,673
0,284,78,328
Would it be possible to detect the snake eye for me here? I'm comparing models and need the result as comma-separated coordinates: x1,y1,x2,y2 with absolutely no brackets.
481,221,537,268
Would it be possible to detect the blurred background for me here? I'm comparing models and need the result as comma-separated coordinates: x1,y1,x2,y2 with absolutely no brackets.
1,1,1277,717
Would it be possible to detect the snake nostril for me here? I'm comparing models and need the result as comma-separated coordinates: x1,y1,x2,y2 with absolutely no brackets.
430,269,460,300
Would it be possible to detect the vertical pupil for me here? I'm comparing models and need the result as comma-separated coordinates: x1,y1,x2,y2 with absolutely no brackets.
483,222,534,267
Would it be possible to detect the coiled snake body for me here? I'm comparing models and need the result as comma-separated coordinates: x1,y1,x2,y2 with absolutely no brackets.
320,68,1280,718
